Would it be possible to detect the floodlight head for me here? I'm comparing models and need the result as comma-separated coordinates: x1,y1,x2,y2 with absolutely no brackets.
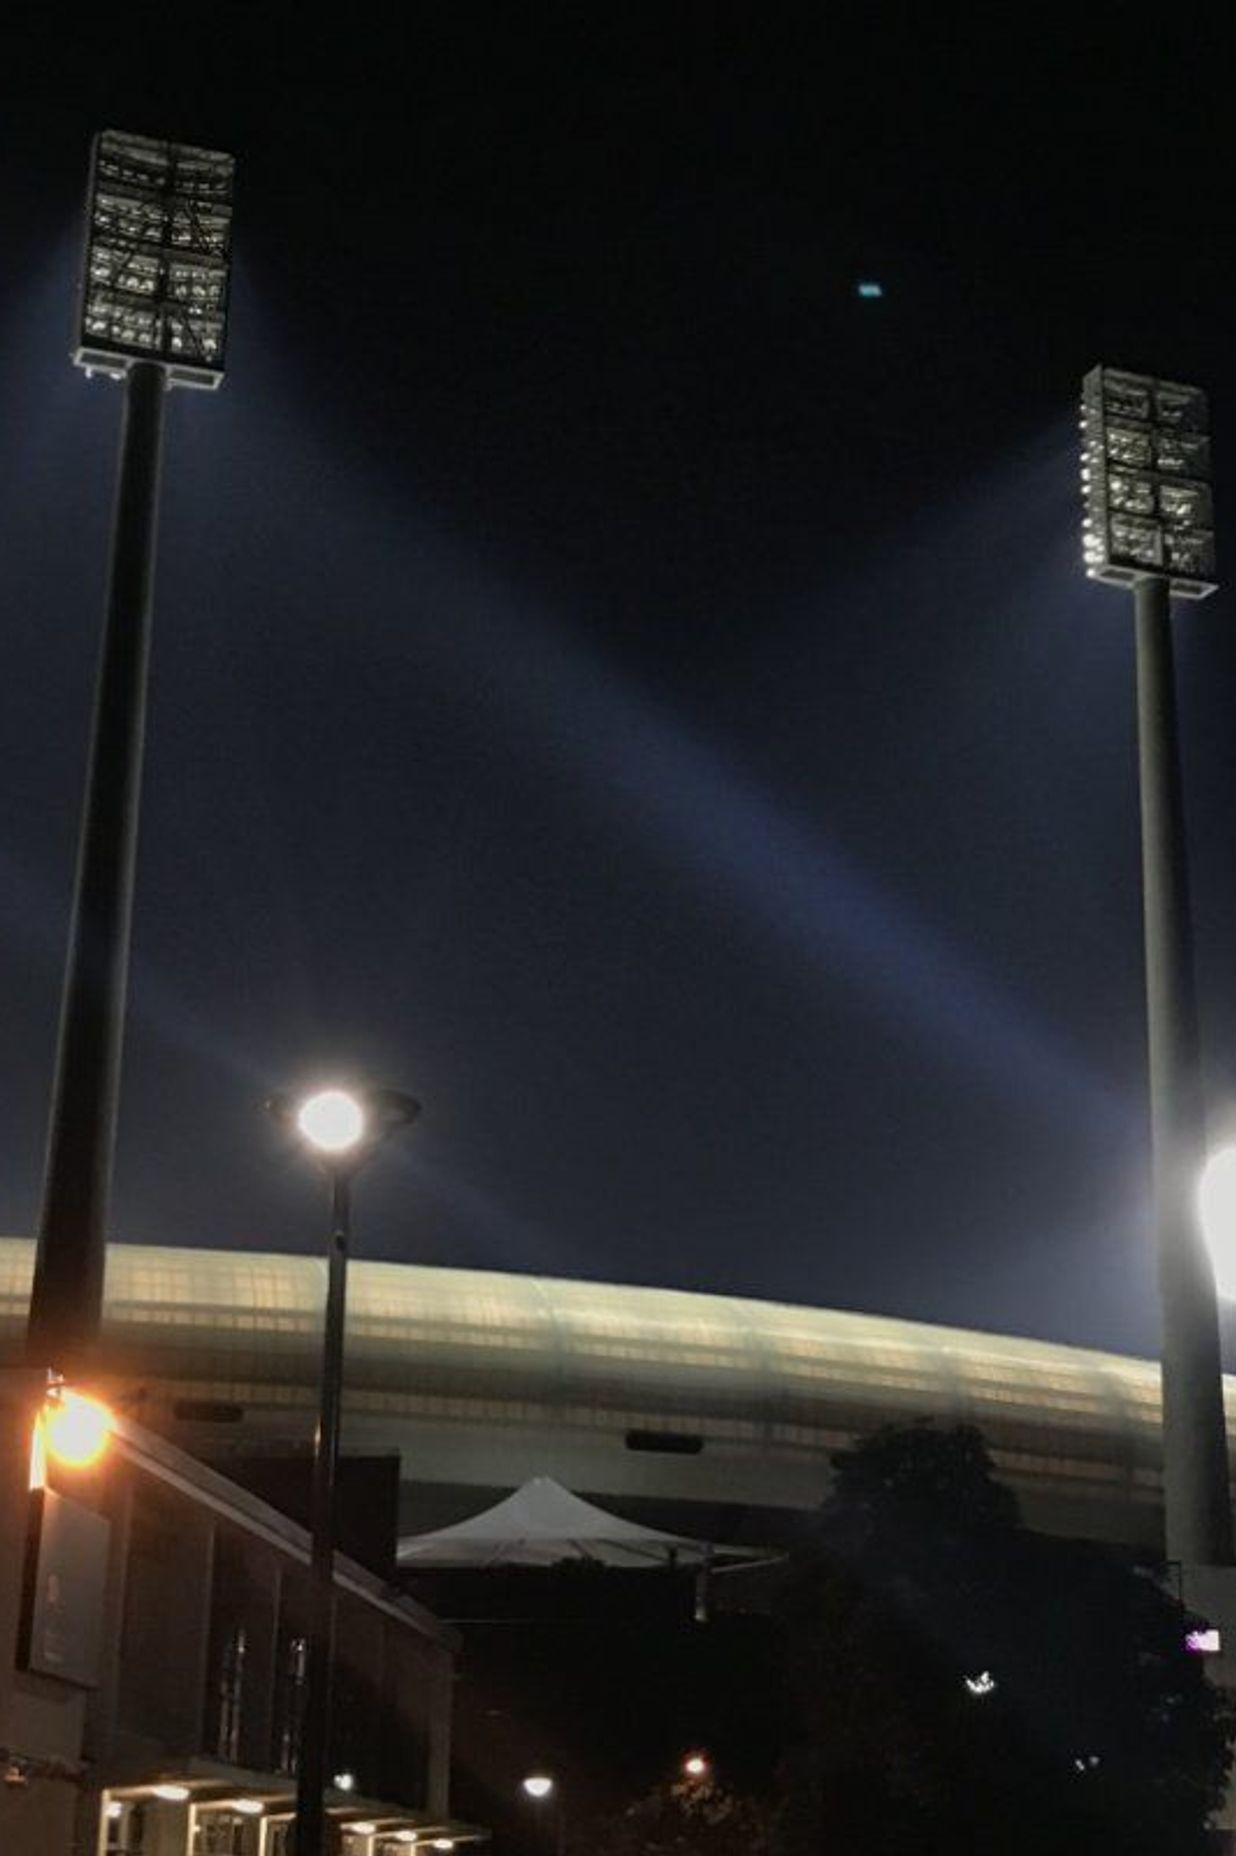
522,1775,555,1800
1079,365,1217,598
75,129,235,389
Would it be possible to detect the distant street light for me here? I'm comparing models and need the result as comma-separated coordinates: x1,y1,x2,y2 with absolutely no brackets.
270,1083,420,1856
520,1771,564,1856
1079,365,1230,1571
27,129,235,1375
681,1752,711,1780
1198,1145,1236,1302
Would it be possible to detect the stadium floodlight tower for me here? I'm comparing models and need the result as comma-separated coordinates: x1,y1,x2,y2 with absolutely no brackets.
26,131,235,1376
1080,365,1231,1573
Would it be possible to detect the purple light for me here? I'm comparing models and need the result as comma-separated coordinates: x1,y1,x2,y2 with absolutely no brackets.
1185,1627,1221,1654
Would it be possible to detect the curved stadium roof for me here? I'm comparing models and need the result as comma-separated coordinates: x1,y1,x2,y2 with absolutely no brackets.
0,1238,1217,1547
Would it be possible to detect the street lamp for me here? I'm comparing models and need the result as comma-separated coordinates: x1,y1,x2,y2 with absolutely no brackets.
520,1773,564,1856
40,1387,113,1471
27,130,236,1375
270,1083,420,1856
1079,364,1230,1570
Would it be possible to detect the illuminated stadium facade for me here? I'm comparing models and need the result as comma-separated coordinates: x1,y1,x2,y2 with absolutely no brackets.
0,1238,1211,1550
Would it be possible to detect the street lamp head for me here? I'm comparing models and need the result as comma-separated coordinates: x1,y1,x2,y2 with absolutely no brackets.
681,1752,710,1780
1199,1144,1236,1300
1079,364,1217,598
298,1090,366,1155
268,1084,420,1173
522,1775,555,1800
41,1386,113,1470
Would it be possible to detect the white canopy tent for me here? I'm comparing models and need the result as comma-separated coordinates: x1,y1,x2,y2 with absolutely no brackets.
396,1475,761,1570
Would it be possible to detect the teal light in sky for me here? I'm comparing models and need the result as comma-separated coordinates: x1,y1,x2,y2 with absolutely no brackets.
857,280,883,299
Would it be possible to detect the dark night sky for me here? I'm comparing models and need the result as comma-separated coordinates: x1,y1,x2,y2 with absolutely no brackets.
3,10,1236,1357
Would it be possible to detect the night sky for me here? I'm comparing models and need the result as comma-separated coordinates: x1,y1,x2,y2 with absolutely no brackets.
3,12,1236,1358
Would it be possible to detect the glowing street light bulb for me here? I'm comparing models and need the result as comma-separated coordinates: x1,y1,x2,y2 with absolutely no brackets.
297,1090,366,1155
1199,1145,1236,1301
522,1775,555,1799
152,1784,191,1802
682,1753,709,1779
43,1389,112,1468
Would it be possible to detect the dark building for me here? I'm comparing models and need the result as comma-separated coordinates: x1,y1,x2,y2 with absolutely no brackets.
0,1364,479,1856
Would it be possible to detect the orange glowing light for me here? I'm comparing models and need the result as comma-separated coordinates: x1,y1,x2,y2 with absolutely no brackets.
42,1389,113,1469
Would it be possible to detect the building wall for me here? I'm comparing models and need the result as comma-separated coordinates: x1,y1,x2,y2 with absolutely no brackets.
0,1239,1197,1550
0,1367,464,1856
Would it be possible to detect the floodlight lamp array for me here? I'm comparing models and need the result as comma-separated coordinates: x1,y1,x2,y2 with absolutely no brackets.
1080,364,1216,598
75,129,235,389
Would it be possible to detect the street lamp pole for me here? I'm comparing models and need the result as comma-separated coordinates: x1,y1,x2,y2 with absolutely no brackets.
296,1167,352,1856
1080,365,1231,1569
273,1086,420,1856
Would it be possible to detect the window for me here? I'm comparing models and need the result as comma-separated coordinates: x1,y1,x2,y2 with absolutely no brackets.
105,1801,147,1854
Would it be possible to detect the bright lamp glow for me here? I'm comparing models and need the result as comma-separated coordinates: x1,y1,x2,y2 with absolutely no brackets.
682,1753,709,1778
522,1775,554,1799
231,1800,263,1817
351,1825,378,1838
43,1389,112,1469
1199,1145,1236,1299
334,1771,357,1793
297,1089,366,1155
152,1784,191,1802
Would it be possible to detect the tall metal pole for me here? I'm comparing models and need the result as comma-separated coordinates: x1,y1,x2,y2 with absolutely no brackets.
27,358,167,1372
1134,572,1233,1568
293,1169,352,1856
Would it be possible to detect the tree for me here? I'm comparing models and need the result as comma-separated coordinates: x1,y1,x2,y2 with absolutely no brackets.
775,1422,1232,1856
589,1769,772,1856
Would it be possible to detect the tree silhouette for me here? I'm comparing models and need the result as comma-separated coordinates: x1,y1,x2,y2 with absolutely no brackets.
776,1422,1232,1856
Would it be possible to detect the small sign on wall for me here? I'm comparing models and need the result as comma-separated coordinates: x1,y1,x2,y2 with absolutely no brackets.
17,1488,111,1687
